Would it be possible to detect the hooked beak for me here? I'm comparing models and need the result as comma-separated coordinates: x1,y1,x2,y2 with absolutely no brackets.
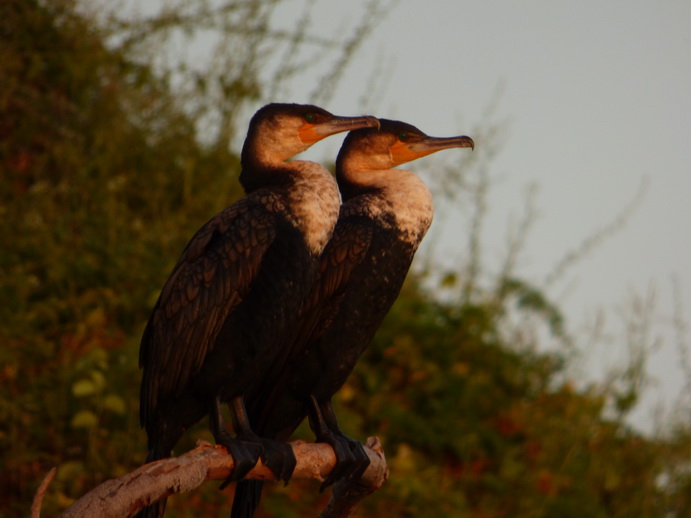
391,135,474,164
300,115,380,144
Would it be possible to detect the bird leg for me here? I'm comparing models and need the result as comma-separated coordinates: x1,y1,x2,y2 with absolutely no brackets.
229,395,296,485
209,396,263,489
307,395,371,491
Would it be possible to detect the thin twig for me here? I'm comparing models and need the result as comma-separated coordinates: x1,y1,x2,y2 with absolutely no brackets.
31,467,56,518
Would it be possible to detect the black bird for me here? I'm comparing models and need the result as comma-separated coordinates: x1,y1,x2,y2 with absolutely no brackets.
233,119,474,517
136,103,379,518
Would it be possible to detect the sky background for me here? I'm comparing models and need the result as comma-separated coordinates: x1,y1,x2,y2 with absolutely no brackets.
264,0,691,432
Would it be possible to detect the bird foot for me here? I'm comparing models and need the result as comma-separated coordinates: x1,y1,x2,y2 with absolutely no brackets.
318,432,371,491
216,431,296,488
214,431,263,489
257,437,297,485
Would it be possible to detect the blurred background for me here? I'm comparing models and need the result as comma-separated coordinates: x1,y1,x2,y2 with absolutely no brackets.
2,0,690,516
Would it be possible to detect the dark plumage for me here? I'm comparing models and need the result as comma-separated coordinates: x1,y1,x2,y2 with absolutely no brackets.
136,103,378,518
233,119,474,517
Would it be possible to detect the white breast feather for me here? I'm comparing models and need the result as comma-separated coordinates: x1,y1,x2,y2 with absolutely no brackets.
288,161,341,255
351,169,434,246
386,171,433,245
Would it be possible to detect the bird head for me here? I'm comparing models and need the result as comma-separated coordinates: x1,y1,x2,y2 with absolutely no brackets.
337,118,474,173
243,104,380,164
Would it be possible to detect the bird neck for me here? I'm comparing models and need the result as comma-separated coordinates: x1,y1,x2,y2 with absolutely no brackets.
241,124,310,171
239,131,314,192
239,160,294,193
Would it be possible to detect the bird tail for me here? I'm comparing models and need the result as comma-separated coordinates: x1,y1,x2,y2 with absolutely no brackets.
231,480,264,518
133,499,167,518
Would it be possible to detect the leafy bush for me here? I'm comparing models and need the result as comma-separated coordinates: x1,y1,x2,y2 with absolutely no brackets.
1,1,689,517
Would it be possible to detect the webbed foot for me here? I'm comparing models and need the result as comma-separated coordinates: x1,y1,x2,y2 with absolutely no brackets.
214,430,263,489
307,396,371,490
256,437,297,485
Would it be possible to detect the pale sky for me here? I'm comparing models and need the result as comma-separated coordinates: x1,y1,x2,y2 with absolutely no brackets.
270,0,691,432
126,0,690,432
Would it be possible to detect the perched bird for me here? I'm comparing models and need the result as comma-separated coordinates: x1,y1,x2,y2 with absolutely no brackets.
233,119,474,517
137,103,379,518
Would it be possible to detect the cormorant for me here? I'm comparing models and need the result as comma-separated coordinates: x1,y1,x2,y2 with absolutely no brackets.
233,119,474,517
136,103,379,518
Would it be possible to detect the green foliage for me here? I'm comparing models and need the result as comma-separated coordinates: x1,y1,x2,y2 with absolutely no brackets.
1,1,690,517
0,0,240,514
320,278,682,518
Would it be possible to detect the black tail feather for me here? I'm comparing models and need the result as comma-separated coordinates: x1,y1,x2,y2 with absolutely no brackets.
231,480,264,518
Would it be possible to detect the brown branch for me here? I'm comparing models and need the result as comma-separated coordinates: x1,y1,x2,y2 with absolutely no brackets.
31,467,56,518
50,438,387,518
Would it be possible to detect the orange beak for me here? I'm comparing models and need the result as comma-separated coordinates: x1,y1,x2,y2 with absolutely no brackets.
390,135,474,165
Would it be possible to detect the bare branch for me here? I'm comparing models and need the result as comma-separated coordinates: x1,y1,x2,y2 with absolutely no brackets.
31,467,56,518
49,439,387,518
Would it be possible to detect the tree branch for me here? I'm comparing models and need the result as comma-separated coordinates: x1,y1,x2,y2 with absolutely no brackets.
48,438,387,518
31,467,56,518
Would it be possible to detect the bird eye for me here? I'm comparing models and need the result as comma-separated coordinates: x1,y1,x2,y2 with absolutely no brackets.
398,132,409,141
304,113,315,123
